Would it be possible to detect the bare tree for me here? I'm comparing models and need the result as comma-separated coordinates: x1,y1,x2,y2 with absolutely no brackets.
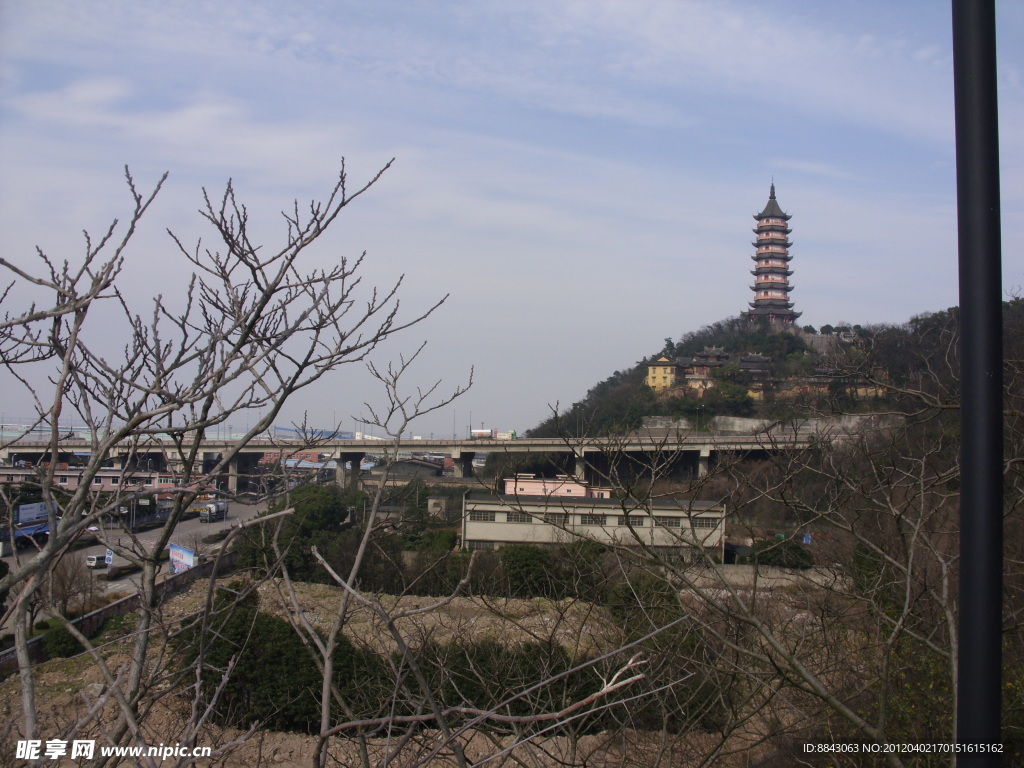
45,553,95,617
495,311,1024,767
5,164,1015,768
220,351,692,768
0,160,447,759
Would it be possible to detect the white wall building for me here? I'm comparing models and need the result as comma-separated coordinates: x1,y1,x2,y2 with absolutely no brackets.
463,478,725,555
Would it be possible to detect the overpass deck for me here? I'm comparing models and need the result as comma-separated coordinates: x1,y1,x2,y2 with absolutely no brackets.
2,430,818,461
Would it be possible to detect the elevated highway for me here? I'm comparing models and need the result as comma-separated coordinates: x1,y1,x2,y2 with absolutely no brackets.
1,428,825,491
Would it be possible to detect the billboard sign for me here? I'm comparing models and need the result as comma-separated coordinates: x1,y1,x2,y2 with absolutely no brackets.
14,502,51,525
169,544,195,574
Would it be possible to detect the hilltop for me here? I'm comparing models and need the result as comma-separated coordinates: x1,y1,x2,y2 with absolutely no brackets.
527,303,1024,437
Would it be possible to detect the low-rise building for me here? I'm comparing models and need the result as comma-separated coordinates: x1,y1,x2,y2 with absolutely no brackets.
502,473,611,499
646,356,685,392
646,347,774,398
0,467,182,492
462,476,724,556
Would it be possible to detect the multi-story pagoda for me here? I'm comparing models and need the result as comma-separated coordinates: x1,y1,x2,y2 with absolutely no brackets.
742,184,800,326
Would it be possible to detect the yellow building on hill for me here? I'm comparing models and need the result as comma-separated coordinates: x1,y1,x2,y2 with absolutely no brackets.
646,356,684,392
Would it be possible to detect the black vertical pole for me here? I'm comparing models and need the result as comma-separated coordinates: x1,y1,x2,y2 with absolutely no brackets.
952,0,1003,764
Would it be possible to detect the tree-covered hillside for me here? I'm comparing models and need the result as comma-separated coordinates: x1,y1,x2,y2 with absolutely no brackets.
665,315,808,359
527,316,810,437
527,303,1024,438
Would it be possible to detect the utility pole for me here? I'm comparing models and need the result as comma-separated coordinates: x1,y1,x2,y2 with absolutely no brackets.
952,1,1003,763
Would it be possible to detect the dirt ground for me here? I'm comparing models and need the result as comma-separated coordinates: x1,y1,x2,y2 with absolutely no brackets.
1,580,779,767
159,578,623,657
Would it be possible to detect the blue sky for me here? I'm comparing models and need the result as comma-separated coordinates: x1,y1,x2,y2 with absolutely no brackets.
1,1,1022,438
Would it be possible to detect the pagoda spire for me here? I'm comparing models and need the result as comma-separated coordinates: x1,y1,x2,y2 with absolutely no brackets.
741,185,800,326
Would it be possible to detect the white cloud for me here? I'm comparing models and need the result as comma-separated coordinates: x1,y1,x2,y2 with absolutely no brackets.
0,0,1021,435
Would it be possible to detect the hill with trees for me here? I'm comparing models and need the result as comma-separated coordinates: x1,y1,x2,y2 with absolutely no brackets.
527,304,1024,438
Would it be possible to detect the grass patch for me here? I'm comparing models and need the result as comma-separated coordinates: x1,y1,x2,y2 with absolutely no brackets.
94,613,138,644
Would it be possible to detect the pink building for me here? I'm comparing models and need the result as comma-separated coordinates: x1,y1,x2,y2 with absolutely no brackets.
503,474,612,499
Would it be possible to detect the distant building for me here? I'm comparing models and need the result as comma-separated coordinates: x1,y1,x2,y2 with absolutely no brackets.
645,347,773,398
462,478,724,554
737,352,772,373
742,184,801,326
0,467,181,493
646,356,685,392
686,346,730,392
503,473,612,499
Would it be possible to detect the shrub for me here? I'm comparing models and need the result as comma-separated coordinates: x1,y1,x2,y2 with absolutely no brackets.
42,625,84,658
605,572,732,733
499,544,554,598
746,539,814,569
408,549,472,596
608,572,678,633
177,591,388,734
415,640,601,730
418,528,458,551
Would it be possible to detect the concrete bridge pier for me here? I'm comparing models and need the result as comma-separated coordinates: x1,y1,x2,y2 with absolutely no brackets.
574,452,589,483
335,452,366,488
698,447,711,477
453,452,475,478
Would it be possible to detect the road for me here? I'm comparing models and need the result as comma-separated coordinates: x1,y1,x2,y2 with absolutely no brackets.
2,499,268,585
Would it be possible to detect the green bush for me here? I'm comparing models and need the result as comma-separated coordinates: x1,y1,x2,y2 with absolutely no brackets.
746,539,814,569
177,590,388,734
415,640,601,731
606,572,731,733
499,544,554,598
42,625,84,658
608,572,679,634
418,528,457,551
235,483,353,581
409,549,473,596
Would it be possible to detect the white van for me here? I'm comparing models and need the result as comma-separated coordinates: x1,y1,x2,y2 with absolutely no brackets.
85,554,106,569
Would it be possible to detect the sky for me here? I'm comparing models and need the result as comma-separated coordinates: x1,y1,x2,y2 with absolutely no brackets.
1,1,1022,440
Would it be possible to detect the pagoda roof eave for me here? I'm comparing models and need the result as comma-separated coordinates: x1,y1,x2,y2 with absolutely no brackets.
746,302,798,311
754,183,791,220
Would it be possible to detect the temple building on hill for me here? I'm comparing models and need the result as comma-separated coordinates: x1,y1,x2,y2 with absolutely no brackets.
742,184,801,326
645,348,773,396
